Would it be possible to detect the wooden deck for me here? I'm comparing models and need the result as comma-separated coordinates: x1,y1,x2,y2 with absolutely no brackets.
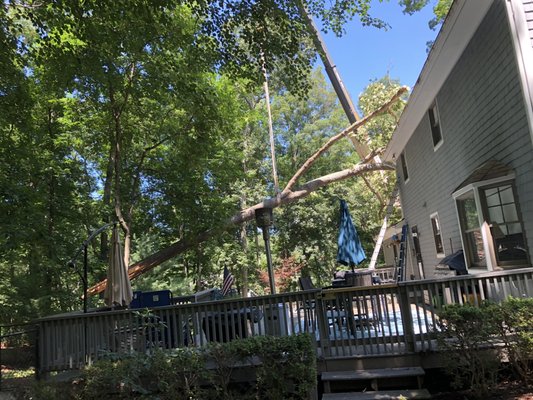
36,268,533,376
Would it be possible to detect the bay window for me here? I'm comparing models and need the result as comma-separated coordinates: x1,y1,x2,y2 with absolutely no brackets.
453,175,528,269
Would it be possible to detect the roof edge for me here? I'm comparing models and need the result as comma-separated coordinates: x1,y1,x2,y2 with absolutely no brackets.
384,0,495,162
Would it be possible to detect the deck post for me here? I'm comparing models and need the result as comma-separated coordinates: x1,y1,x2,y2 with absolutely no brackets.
315,291,331,358
398,284,416,352
34,324,40,381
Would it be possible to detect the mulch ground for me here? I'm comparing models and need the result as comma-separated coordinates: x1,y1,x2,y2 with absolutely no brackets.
431,381,533,400
2,371,533,399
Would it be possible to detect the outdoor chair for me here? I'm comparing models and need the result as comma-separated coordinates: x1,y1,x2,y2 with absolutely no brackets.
298,277,317,329
298,276,315,291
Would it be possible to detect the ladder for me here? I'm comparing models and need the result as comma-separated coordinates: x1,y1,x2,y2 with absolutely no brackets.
396,224,408,282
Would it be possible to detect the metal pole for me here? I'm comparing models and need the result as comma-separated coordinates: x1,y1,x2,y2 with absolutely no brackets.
0,325,3,391
83,244,88,365
262,229,276,295
67,221,118,310
83,244,88,314
65,222,118,367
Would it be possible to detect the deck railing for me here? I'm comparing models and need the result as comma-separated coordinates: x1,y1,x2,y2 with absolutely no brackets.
37,268,533,374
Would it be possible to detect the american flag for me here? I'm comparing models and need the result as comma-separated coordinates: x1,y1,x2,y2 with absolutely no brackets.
221,266,234,296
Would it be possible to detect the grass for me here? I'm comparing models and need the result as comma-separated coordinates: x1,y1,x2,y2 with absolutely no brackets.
1,367,35,379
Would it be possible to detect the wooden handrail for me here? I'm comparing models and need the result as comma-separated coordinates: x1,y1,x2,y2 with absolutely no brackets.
35,268,533,374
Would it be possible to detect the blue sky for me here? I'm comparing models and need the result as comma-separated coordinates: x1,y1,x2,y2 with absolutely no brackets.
320,1,440,103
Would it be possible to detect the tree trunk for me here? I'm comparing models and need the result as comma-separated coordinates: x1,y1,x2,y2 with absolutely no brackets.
100,146,114,261
87,161,393,295
261,53,279,194
88,87,404,295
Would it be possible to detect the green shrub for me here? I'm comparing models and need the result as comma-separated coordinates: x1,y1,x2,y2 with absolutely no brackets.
435,302,501,398
162,347,209,399
79,333,316,400
497,297,533,384
224,334,317,399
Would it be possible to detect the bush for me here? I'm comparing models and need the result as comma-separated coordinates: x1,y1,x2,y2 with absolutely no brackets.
435,297,533,398
497,297,533,384
80,333,316,399
229,334,317,399
435,302,501,398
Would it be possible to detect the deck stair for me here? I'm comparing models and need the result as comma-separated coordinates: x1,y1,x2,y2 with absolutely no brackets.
321,366,430,400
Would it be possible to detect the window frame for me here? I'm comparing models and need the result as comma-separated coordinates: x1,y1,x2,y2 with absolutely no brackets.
400,152,409,183
453,173,528,270
430,212,445,258
428,100,443,150
455,189,488,269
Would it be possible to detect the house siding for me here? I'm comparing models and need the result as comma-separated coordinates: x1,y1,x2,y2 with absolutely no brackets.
397,0,533,278
523,0,533,47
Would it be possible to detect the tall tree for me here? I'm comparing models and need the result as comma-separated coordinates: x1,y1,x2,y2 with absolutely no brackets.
1,0,427,315
88,82,406,295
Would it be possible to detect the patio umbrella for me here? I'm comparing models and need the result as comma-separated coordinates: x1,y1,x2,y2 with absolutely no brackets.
337,199,366,272
104,225,133,307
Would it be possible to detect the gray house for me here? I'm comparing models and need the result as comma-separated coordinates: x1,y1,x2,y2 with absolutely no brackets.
384,0,533,279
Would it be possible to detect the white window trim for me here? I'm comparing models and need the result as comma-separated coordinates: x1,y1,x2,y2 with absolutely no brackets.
430,212,446,258
506,0,533,149
429,99,444,151
433,138,444,152
452,173,516,271
453,173,516,198
400,152,410,184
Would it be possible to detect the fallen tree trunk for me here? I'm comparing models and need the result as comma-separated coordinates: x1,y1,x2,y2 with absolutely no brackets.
88,87,406,296
88,160,394,296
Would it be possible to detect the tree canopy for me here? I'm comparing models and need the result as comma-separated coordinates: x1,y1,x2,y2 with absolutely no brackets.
1,0,443,322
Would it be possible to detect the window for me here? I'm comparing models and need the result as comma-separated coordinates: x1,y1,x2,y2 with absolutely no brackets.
400,153,409,182
454,176,528,269
430,213,445,257
456,192,486,267
482,184,527,264
428,101,442,148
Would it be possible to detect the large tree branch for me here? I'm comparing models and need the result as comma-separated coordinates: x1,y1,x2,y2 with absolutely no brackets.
281,86,407,195
87,160,394,296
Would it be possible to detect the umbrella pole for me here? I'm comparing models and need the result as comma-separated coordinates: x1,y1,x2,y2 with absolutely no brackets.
263,229,276,295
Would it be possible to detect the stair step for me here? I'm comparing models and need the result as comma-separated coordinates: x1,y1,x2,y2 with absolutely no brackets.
321,388,432,400
322,367,425,382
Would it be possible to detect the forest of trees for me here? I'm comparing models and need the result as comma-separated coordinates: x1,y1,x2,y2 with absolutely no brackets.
0,0,450,324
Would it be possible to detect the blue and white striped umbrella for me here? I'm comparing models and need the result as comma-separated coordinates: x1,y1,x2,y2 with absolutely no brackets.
337,199,366,271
